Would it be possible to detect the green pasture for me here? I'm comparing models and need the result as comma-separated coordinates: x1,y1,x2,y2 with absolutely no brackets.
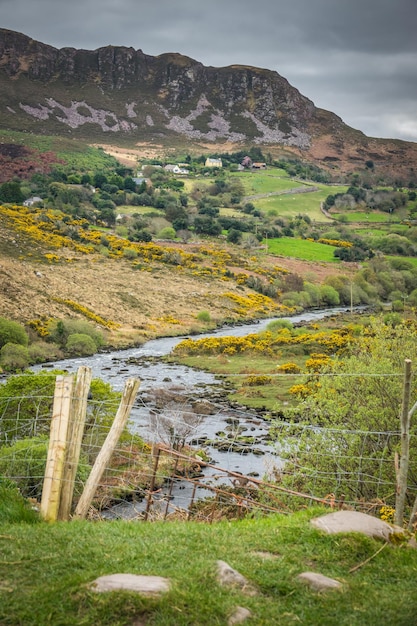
233,169,297,195
351,225,408,236
265,236,338,262
117,205,164,216
256,185,348,221
332,211,394,223
219,207,244,217
0,129,119,171
182,177,213,193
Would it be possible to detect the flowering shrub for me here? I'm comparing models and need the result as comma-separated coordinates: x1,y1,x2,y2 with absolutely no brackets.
43,253,60,263
379,505,395,523
174,326,354,358
157,315,181,325
223,292,287,317
27,318,52,338
305,353,333,371
52,298,120,329
288,383,311,398
316,238,353,248
276,362,302,374
245,375,273,386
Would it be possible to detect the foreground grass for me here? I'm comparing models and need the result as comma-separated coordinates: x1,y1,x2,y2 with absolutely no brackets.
1,507,416,625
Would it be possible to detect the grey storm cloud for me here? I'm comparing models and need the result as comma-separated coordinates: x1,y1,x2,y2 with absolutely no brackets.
1,0,416,142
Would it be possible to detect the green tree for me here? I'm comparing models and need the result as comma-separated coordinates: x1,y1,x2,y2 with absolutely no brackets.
0,435,90,500
0,371,121,448
0,343,29,371
47,319,103,350
319,284,340,306
275,318,417,505
194,216,222,236
157,227,176,240
227,228,243,244
0,181,24,204
0,317,28,349
93,172,108,188
65,333,97,357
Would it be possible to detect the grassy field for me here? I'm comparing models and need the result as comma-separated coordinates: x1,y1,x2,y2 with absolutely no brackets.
234,170,304,195
266,237,338,262
1,507,416,626
117,205,164,216
352,224,410,235
331,211,393,223
255,185,348,221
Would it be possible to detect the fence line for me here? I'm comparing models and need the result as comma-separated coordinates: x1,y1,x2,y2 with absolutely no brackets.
1,369,416,524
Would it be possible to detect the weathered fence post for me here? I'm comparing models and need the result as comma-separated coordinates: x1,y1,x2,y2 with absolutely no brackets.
144,446,161,521
395,359,412,527
58,366,92,521
40,375,73,522
72,377,140,520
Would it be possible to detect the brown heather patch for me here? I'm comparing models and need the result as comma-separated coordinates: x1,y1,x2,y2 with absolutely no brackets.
266,255,358,283
0,216,355,346
93,142,175,165
0,251,263,346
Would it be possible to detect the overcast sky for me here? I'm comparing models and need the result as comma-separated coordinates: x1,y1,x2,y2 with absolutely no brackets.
2,0,417,142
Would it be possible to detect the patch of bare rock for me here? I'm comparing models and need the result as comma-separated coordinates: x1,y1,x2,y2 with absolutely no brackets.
310,510,404,540
90,573,170,596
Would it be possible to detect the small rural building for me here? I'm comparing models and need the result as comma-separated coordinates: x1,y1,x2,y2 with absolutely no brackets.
252,162,267,169
205,157,222,168
23,196,43,206
164,164,189,175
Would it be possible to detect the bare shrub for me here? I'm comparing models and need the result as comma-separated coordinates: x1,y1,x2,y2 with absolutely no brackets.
148,389,203,450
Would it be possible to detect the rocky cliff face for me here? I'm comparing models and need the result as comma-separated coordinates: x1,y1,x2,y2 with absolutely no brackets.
1,28,416,179
0,28,327,147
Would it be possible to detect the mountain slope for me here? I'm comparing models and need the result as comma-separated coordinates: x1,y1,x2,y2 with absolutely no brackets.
1,28,417,180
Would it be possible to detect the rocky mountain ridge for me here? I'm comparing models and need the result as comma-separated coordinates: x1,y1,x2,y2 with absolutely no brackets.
1,28,417,179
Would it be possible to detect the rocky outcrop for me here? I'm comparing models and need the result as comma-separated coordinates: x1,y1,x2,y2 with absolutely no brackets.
1,27,417,180
0,28,328,148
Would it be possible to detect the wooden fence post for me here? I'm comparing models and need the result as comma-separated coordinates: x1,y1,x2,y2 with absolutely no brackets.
72,377,140,520
58,366,92,521
395,359,412,527
40,375,73,522
144,446,161,521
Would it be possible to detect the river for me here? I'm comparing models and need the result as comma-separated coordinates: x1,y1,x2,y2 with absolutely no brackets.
35,307,354,518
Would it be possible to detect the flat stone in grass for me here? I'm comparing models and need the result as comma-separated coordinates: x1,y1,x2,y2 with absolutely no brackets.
216,560,258,596
228,606,252,625
90,573,171,596
297,571,342,591
311,511,404,540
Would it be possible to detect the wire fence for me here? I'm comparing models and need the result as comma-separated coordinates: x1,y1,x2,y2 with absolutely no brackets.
1,371,415,523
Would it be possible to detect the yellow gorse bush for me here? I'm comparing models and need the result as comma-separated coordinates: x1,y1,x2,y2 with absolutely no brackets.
245,375,273,386
52,298,120,329
27,317,52,337
276,362,302,374
313,237,353,248
174,326,354,357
